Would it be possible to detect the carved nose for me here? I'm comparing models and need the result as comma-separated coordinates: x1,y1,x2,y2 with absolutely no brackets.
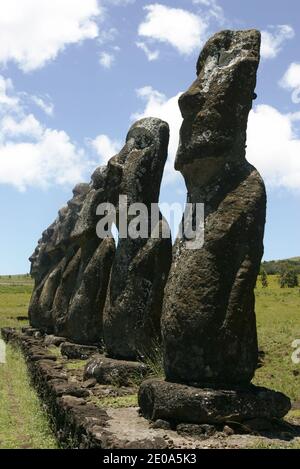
179,89,202,118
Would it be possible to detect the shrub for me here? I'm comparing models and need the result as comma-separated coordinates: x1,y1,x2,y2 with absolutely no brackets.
261,269,268,288
279,269,299,288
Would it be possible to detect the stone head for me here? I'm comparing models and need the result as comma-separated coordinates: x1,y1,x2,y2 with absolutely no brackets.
54,182,90,248
175,29,261,173
107,117,169,206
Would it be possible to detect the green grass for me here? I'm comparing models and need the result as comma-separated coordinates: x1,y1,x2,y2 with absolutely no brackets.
0,275,33,329
250,439,300,449
0,275,58,449
141,340,164,379
47,346,62,358
91,394,138,409
65,360,88,370
0,345,58,448
254,275,300,402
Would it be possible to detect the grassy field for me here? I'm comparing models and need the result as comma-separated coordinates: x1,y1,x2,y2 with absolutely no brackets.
0,275,58,449
254,275,300,403
0,273,299,449
0,274,33,329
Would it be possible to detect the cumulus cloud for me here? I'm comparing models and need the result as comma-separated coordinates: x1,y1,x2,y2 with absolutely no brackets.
0,131,88,191
97,27,118,45
138,4,207,57
136,42,159,61
192,0,225,24
91,134,121,164
0,76,19,108
280,62,300,104
261,25,294,59
133,86,183,184
0,0,102,72
99,51,115,69
0,114,43,140
247,105,300,191
0,75,94,191
104,0,135,5
31,96,54,116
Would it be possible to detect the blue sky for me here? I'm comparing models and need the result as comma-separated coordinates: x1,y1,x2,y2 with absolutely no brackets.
0,0,299,274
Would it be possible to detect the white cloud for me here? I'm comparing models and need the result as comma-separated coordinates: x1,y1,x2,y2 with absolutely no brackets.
133,86,183,184
261,25,294,59
0,0,102,72
192,0,225,24
31,96,54,116
136,41,159,61
138,4,207,56
0,76,19,108
0,75,93,191
97,27,118,45
91,134,121,164
247,105,300,191
0,130,88,191
0,114,43,140
280,62,300,104
105,0,135,5
99,51,115,69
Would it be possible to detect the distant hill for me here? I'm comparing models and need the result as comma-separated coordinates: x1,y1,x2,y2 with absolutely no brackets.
262,257,300,275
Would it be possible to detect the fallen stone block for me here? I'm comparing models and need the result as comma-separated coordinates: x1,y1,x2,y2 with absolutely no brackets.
44,335,67,347
60,342,100,360
139,379,291,425
84,355,148,386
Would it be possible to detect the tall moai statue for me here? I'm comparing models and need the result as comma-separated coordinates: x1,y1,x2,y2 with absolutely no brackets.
103,118,172,360
139,30,291,425
162,29,265,386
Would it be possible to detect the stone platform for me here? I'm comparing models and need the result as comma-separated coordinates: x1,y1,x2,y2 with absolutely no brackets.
139,379,291,426
1,327,299,448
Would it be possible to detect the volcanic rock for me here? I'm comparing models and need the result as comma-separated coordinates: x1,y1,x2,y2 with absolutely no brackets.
103,118,172,360
162,29,266,386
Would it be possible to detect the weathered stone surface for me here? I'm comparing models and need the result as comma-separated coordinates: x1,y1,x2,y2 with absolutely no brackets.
44,335,66,347
150,419,171,430
161,30,266,386
84,355,148,386
243,418,274,432
22,326,42,337
29,170,116,344
29,117,172,350
176,423,216,438
82,378,97,389
60,342,100,360
138,379,291,425
103,118,172,360
28,183,91,332
51,382,90,398
53,236,115,344
223,425,235,436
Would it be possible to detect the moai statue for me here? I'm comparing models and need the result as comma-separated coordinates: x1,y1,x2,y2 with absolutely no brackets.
29,183,90,332
139,30,291,425
52,168,116,344
103,118,173,360
29,176,115,344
